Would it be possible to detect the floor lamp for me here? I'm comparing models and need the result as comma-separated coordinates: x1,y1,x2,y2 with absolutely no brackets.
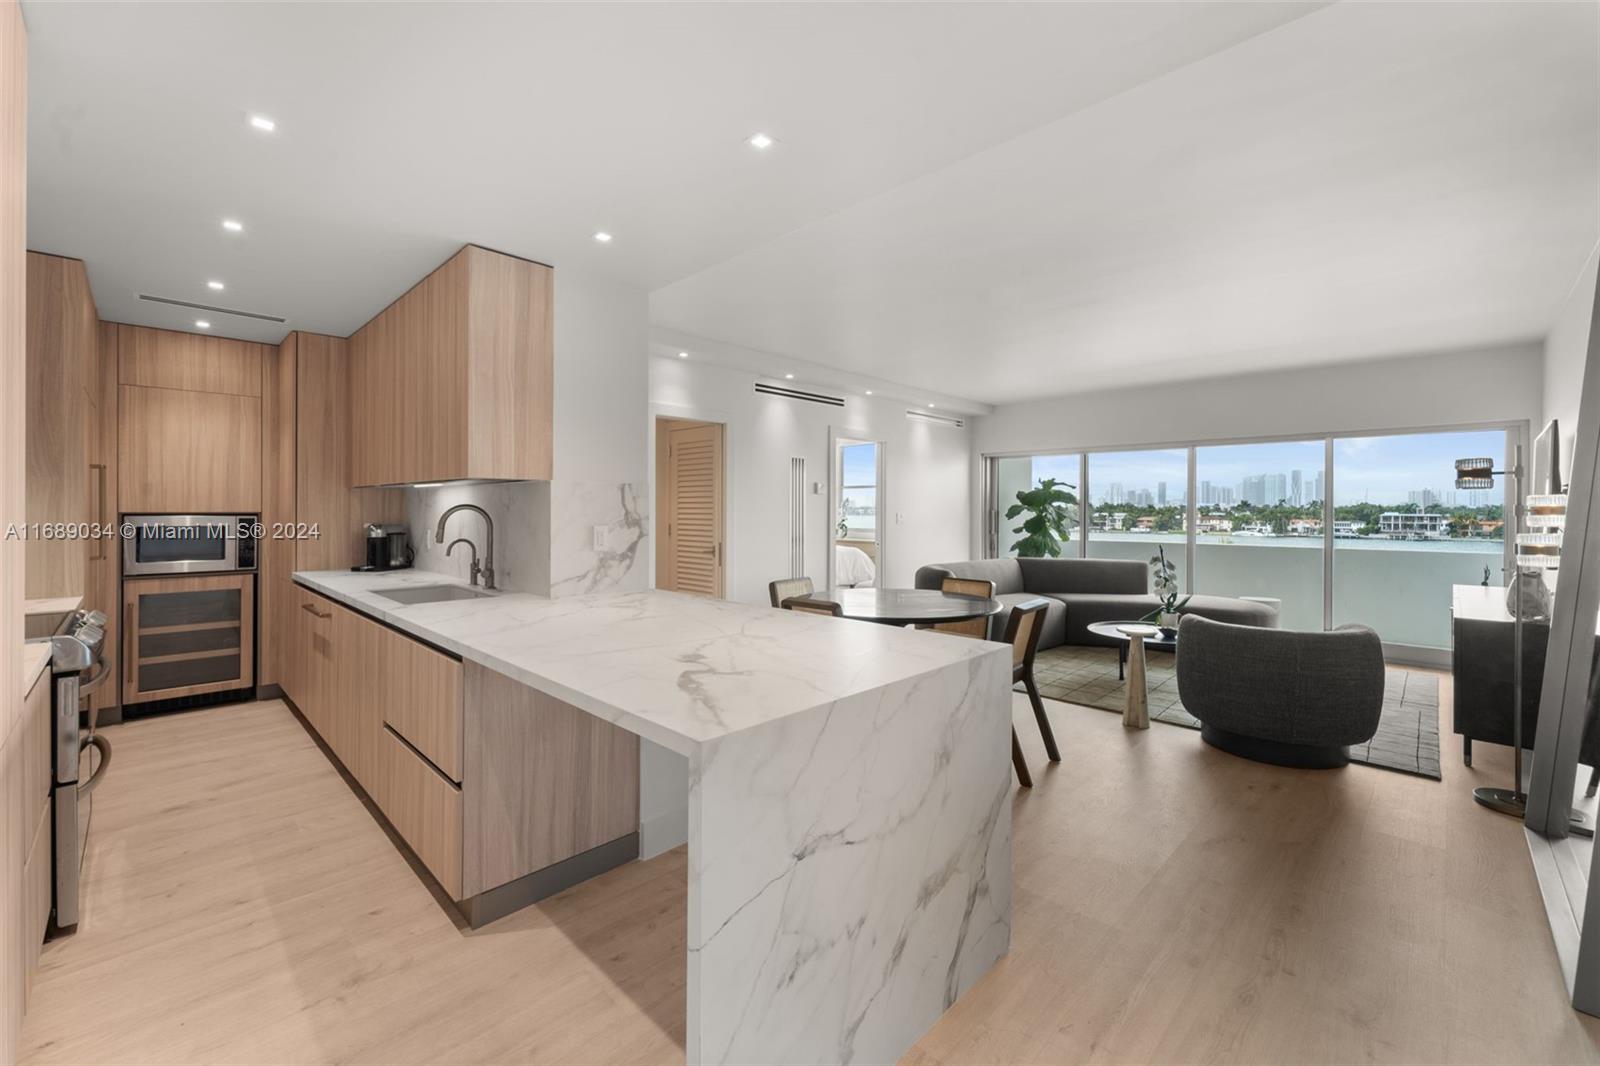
1455,452,1589,833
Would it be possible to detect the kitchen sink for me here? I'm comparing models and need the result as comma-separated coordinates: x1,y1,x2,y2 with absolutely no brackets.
373,585,492,605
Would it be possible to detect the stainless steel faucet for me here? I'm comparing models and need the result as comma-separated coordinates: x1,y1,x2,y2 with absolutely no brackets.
445,537,482,587
435,504,496,590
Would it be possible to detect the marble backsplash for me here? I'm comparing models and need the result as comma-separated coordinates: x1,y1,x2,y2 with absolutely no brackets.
404,480,647,598
548,481,648,598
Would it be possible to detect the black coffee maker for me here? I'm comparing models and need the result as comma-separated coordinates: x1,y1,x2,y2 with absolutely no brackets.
355,524,413,571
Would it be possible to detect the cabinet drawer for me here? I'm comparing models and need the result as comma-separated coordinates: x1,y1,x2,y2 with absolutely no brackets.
380,726,462,900
23,797,52,1005
378,630,463,783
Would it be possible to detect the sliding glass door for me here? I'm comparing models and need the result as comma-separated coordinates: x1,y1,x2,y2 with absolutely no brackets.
985,423,1514,652
1085,449,1187,576
992,453,1081,558
1192,439,1326,632
1332,429,1509,647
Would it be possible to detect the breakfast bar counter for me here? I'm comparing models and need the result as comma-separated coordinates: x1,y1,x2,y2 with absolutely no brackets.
294,569,1014,1065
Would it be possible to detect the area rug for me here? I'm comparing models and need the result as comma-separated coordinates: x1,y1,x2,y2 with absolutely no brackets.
1028,645,1442,780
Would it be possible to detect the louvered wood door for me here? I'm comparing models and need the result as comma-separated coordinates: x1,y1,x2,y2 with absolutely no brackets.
663,422,724,597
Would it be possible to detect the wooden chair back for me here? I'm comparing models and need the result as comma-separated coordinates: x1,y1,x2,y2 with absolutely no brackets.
768,577,814,608
784,597,843,618
934,576,995,639
1003,598,1051,675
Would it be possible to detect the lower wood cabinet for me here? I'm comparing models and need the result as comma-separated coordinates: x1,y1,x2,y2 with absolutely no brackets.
379,727,463,899
18,665,53,1009
286,585,640,920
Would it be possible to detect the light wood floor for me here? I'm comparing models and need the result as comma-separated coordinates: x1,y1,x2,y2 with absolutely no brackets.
19,679,1600,1065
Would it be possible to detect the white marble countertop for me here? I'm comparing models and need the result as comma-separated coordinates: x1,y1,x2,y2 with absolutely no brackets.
293,569,1006,758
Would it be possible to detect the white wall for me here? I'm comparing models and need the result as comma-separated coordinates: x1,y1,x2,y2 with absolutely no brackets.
649,356,974,604
1543,243,1599,478
553,268,650,485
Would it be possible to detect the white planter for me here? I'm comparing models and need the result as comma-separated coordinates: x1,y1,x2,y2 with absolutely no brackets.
1159,611,1182,630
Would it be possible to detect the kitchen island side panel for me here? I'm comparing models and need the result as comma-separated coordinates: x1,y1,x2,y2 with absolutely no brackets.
686,648,1012,1065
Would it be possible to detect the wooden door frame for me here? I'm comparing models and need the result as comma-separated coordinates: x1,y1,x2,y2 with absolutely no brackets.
654,415,727,598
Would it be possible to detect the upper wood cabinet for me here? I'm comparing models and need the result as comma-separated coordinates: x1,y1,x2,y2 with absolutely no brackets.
116,325,264,514
119,384,260,513
349,245,552,487
118,324,266,397
25,252,96,600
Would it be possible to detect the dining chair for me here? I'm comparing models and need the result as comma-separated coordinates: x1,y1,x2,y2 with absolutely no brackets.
784,597,843,617
935,576,994,639
769,577,814,608
1004,599,1060,788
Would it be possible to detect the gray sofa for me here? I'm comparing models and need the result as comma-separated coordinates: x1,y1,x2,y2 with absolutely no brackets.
1175,615,1384,768
914,557,1279,649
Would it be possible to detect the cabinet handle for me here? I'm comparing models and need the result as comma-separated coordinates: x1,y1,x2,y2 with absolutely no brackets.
123,602,134,695
90,463,107,561
301,603,331,620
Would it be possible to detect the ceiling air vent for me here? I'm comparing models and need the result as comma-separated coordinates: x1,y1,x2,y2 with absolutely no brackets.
906,409,965,429
138,294,288,324
754,381,844,407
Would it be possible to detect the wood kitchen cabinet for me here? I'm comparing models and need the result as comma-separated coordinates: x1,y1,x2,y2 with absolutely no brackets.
348,245,553,487
119,385,261,514
123,573,255,705
24,251,96,600
117,324,264,514
19,667,51,1007
87,322,119,719
260,332,402,692
286,585,636,921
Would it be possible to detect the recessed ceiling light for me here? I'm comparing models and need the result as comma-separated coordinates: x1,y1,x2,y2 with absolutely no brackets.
222,219,243,232
207,280,225,291
248,115,276,132
865,390,873,396
677,351,688,359
928,403,936,409
747,132,775,149
784,373,795,380
195,320,211,330
593,231,612,243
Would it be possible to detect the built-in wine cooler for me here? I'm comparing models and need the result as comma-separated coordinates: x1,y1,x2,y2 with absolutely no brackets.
122,572,255,707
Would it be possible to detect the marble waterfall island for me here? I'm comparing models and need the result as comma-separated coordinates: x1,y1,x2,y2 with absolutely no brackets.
294,569,1015,1065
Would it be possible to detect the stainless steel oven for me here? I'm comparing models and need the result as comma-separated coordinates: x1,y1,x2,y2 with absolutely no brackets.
122,514,258,576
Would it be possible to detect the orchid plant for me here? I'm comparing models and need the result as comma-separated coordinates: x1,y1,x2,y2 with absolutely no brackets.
1142,545,1191,624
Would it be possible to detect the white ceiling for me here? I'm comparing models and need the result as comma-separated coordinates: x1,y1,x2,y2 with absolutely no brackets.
24,2,1597,407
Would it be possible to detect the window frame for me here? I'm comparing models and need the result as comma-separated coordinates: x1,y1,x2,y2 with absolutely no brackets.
982,420,1523,658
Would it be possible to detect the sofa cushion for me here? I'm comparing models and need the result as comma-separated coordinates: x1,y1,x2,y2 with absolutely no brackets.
1018,557,1146,596
1051,593,1164,645
914,559,1025,596
1181,594,1280,629
993,592,1067,649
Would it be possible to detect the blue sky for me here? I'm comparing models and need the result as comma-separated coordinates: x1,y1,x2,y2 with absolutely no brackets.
841,442,877,486
1016,429,1508,507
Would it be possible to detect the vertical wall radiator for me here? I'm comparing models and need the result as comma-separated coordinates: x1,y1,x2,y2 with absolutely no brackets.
790,457,806,579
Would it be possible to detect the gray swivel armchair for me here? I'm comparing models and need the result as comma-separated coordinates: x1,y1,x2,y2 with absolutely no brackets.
1175,615,1385,768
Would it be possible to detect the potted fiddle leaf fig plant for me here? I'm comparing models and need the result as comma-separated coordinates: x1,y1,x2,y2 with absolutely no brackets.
1006,478,1077,557
1142,545,1191,630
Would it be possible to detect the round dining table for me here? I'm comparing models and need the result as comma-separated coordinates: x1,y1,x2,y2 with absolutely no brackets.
786,587,1004,627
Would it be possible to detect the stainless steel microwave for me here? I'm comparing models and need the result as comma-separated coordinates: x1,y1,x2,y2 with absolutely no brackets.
122,514,258,576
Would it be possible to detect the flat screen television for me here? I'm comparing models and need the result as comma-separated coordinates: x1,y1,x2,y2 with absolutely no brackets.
1534,419,1562,494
